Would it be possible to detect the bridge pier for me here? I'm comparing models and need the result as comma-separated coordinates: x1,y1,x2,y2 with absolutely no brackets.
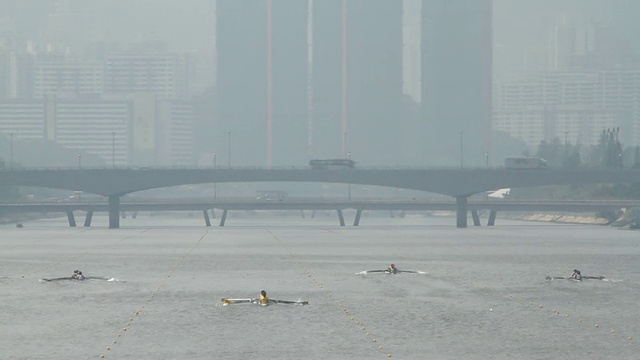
353,209,362,226
84,210,94,227
337,209,345,226
456,196,468,228
66,211,76,227
203,210,211,227
471,210,481,226
108,195,120,229
487,210,497,226
219,209,228,227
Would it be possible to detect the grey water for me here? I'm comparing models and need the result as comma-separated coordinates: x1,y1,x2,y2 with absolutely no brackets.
1,214,639,360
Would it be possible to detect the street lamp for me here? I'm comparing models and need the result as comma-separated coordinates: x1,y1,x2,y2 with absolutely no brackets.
78,154,82,169
564,131,569,163
459,131,464,169
227,131,231,169
485,152,489,168
347,151,351,201
111,131,116,168
213,152,217,199
9,133,13,170
343,131,348,158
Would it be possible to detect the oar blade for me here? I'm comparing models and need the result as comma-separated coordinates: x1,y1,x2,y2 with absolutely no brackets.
221,298,254,305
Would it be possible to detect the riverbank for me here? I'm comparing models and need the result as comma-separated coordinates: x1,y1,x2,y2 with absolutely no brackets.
429,210,609,226
501,212,610,225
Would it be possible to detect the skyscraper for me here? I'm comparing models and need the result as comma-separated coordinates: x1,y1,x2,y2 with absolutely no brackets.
216,0,268,166
422,0,493,167
270,0,308,166
310,0,343,160
312,0,403,165
216,0,308,167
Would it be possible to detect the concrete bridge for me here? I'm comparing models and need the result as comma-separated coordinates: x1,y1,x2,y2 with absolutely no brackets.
2,167,640,228
0,198,635,228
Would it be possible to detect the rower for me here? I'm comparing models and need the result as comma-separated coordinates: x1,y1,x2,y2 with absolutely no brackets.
570,269,582,280
387,264,398,274
71,270,85,280
259,290,269,305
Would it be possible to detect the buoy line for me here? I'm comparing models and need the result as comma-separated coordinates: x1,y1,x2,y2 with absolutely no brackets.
98,230,209,358
4,229,151,286
265,229,394,358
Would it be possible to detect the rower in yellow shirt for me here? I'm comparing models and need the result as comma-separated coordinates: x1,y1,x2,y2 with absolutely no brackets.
258,290,269,305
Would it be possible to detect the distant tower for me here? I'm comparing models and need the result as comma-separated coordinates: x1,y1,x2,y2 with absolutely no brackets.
311,0,403,165
216,0,307,167
421,0,493,166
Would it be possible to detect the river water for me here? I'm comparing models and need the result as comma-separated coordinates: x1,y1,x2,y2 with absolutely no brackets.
1,213,639,360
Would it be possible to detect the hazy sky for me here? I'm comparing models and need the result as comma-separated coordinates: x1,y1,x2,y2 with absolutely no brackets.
3,0,215,53
4,0,638,64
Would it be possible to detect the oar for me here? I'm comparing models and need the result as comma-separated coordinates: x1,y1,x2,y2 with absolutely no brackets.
356,270,389,274
221,298,254,305
273,299,309,305
583,276,605,280
546,276,583,281
399,270,427,274
41,277,73,282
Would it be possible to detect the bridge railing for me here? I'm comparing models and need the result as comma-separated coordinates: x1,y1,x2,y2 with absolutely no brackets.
1,165,508,171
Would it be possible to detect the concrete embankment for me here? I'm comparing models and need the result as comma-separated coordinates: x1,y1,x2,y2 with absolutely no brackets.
501,213,610,225
429,211,610,225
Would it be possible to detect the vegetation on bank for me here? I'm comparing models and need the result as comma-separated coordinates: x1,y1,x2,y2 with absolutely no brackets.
523,127,640,199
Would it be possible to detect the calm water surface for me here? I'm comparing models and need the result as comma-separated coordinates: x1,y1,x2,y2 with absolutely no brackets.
1,214,639,360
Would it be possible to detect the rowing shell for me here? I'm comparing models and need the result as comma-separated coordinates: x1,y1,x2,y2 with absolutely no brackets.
221,298,309,306
545,276,605,281
41,276,116,282
356,270,426,275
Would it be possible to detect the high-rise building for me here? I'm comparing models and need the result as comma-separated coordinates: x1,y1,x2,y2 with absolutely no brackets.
493,70,640,148
0,49,34,99
421,0,493,166
215,0,268,167
53,97,129,165
0,99,46,141
269,0,309,167
33,54,103,98
157,100,195,165
311,0,403,165
105,48,191,100
310,0,343,160
216,0,308,167
0,94,195,167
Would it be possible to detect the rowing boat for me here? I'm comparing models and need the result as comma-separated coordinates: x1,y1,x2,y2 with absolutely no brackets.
41,277,74,282
221,298,309,306
41,276,115,282
545,276,605,281
356,270,426,275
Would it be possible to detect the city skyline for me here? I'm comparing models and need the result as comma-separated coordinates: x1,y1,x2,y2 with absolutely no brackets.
1,0,640,169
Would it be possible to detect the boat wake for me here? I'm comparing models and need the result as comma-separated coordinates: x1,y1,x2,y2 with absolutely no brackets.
356,270,427,275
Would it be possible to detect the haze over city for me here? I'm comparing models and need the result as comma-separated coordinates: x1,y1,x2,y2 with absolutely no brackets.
1,0,639,168
2,4,640,359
